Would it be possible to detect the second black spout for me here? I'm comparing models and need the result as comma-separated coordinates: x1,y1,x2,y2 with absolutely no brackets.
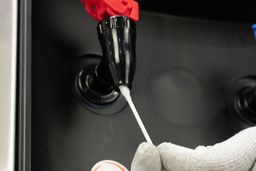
96,16,136,90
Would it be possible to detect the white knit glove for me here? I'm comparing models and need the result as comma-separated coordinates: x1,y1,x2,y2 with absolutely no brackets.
131,127,256,171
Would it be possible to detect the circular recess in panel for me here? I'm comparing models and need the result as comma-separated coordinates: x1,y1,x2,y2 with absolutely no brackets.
146,66,208,126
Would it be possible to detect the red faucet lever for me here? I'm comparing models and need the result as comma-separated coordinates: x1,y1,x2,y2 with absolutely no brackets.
81,0,139,22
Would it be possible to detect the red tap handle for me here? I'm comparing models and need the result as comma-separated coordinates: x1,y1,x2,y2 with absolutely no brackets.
81,0,139,22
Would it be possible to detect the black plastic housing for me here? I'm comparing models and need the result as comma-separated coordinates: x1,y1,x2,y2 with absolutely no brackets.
97,16,136,89
234,87,256,124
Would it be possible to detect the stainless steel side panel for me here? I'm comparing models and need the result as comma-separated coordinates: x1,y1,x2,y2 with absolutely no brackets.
0,0,18,170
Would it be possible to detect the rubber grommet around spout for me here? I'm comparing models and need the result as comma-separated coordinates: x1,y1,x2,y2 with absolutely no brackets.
75,65,120,105
234,87,256,124
72,54,127,115
227,76,256,126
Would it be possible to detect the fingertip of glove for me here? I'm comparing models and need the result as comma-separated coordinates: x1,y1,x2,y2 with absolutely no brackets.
157,142,172,151
131,143,162,171
137,142,157,154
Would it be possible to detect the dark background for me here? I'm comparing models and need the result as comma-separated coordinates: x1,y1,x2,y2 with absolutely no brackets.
140,0,256,22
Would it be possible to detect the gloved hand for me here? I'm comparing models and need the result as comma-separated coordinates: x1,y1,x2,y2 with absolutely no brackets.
131,127,256,171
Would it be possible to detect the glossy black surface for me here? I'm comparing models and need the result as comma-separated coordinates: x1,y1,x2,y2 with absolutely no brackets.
97,16,136,89
74,54,120,106
73,54,127,114
231,77,256,124
32,0,256,170
74,16,136,108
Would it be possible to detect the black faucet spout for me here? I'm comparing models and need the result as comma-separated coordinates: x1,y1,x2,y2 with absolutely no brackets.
96,16,136,90
74,16,137,107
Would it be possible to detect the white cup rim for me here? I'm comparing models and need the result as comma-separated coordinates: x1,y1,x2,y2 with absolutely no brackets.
91,160,128,171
